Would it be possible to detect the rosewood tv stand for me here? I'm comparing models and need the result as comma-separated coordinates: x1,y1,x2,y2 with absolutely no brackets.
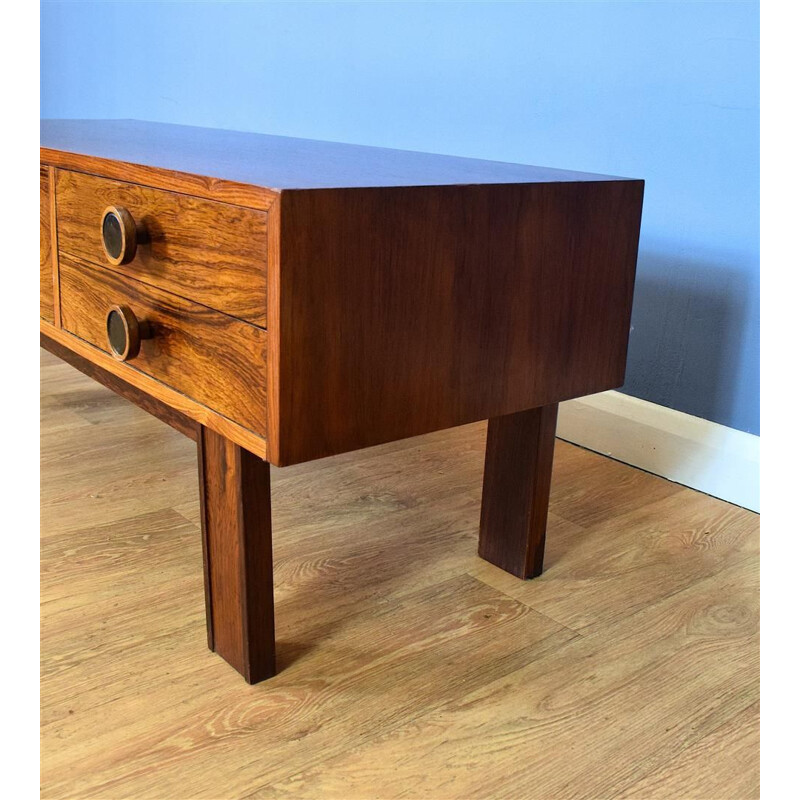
40,119,644,683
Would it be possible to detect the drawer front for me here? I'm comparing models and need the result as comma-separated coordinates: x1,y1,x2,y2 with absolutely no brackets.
59,254,267,436
55,170,268,326
40,166,55,323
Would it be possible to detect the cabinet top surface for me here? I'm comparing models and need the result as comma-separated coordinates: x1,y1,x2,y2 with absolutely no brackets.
41,119,635,191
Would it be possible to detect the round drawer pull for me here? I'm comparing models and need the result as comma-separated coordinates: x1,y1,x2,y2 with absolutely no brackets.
106,304,153,361
100,206,139,265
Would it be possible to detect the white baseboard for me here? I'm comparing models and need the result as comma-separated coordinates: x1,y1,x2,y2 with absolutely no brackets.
556,391,760,512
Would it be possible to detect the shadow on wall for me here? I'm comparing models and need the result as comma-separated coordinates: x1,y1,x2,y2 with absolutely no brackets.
620,249,758,434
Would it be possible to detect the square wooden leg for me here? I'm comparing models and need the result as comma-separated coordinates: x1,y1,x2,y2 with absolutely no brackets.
197,427,276,684
478,404,559,579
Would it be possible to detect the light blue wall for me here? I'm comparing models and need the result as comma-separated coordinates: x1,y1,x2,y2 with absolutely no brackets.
41,0,760,434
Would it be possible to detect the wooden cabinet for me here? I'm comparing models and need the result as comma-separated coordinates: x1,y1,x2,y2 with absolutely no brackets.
40,119,644,684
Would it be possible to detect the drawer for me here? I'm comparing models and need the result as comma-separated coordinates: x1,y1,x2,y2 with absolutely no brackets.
55,170,268,326
40,166,54,323
59,254,267,436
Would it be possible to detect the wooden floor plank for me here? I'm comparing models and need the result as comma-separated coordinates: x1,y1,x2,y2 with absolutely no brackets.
40,349,760,799
43,576,576,799
615,700,760,800
249,558,758,800
470,486,759,634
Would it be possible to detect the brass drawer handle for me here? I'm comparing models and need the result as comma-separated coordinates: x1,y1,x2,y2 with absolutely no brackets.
101,206,141,265
106,304,153,361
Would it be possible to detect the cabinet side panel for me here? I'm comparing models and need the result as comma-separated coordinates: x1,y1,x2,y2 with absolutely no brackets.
278,181,643,465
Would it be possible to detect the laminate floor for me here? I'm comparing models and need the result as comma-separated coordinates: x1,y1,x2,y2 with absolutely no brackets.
40,349,760,800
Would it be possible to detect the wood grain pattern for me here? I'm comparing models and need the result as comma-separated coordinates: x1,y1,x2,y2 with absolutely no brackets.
478,404,559,578
274,180,643,465
198,428,275,684
49,166,63,327
56,170,268,325
40,165,55,323
40,350,760,800
58,255,268,437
